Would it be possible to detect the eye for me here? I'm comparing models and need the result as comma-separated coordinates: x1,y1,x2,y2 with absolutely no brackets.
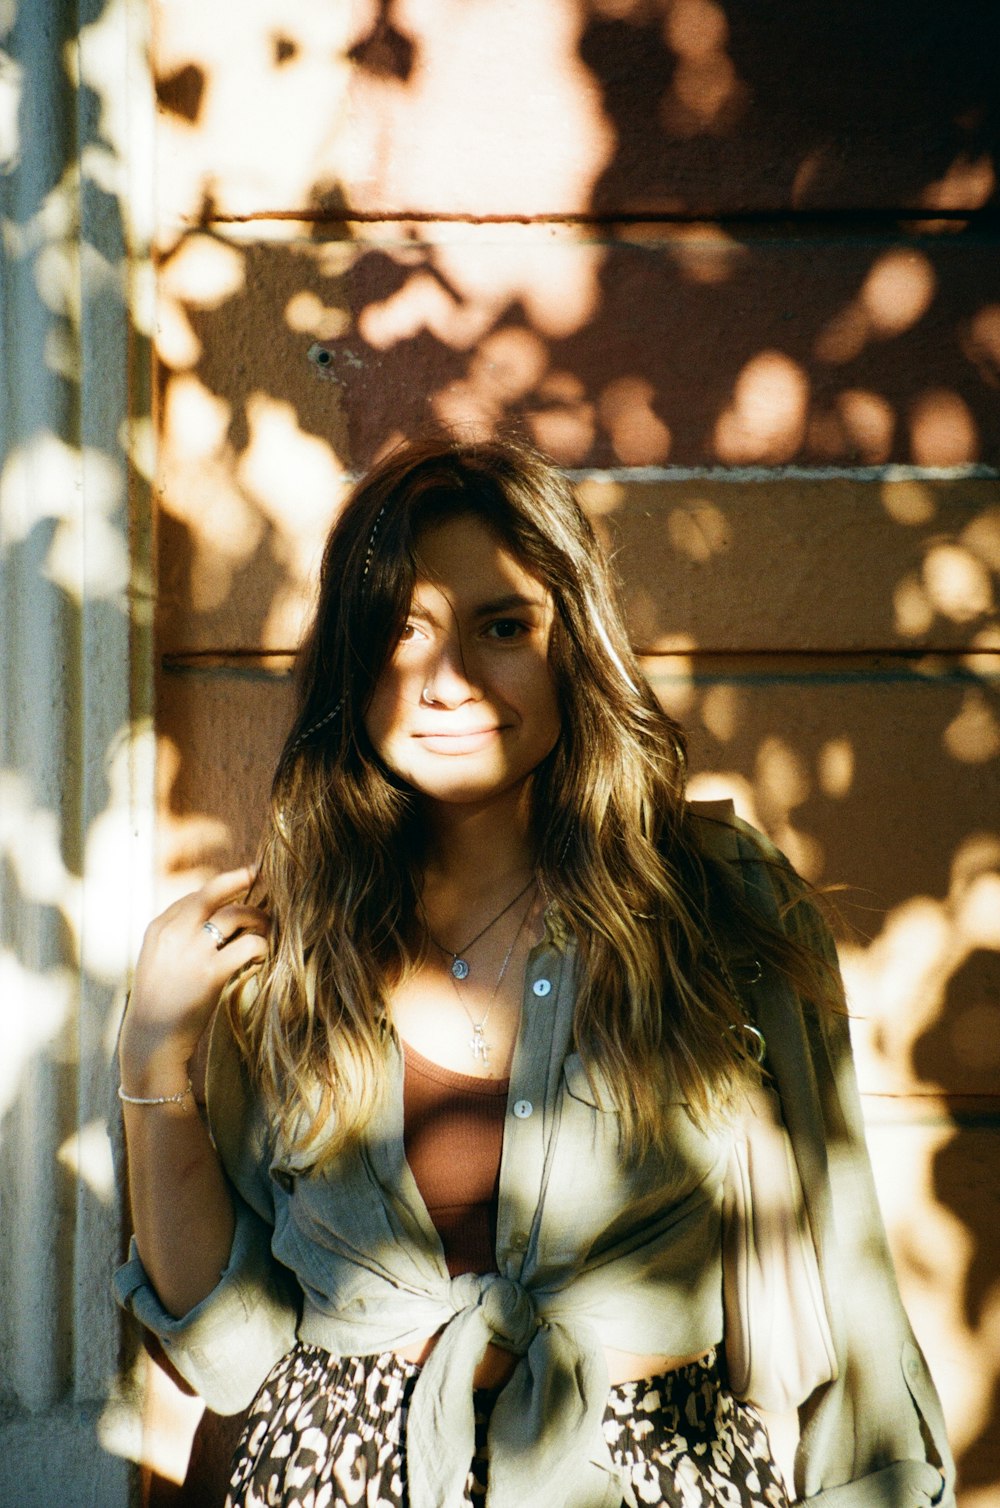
396,621,426,645
484,618,528,641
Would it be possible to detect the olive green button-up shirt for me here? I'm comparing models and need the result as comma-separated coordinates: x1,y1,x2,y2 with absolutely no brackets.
115,805,954,1508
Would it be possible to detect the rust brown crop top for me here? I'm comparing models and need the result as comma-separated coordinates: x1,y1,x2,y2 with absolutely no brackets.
402,1041,509,1276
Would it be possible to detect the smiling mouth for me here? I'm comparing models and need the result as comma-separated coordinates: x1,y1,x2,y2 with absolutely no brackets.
413,728,503,753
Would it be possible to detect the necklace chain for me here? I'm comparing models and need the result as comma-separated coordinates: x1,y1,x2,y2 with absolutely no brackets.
423,877,535,980
445,886,537,1069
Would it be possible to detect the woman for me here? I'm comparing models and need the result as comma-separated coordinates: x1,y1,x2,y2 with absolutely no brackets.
116,437,953,1508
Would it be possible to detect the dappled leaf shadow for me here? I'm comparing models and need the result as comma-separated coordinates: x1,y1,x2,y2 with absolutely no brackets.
136,0,1000,1498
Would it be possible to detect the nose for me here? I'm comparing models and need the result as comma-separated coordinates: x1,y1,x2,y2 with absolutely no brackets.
420,630,482,709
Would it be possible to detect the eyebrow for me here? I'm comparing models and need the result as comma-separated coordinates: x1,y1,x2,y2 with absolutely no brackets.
471,593,547,619
407,592,547,625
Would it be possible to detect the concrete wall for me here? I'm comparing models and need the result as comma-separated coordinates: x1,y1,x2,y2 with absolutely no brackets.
0,0,155,1503
3,1,997,1503
147,5,1000,1502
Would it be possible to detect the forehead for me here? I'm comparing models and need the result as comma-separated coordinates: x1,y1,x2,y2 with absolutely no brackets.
410,514,549,607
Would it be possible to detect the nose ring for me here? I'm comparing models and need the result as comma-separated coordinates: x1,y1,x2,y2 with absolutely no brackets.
420,686,434,706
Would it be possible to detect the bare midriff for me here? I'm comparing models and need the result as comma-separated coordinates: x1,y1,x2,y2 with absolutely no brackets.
394,1335,714,1389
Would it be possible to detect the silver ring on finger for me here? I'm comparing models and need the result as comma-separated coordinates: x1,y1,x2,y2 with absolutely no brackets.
203,920,227,948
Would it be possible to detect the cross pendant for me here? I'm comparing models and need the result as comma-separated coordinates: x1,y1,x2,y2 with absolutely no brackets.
470,1024,490,1067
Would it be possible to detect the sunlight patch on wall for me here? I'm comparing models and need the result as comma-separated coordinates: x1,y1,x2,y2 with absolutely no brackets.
753,734,823,880
160,376,261,613
842,829,1000,1099
943,691,1000,764
963,303,1000,385
964,626,1000,675
817,736,854,799
358,233,605,364
699,684,743,744
0,954,74,1117
162,233,245,308
433,326,550,437
599,377,672,465
155,0,354,228
237,392,343,641
1,767,80,919
815,250,935,367
922,542,994,622
156,739,232,889
860,250,936,338
286,290,350,342
666,224,747,286
57,1119,115,1205
685,771,761,829
350,0,613,216
666,500,729,562
879,479,937,526
909,389,978,467
921,152,996,212
962,507,1000,571
640,635,697,719
526,370,597,464
0,40,21,170
835,389,895,465
1,434,128,600
841,896,953,1083
661,0,749,137
714,352,809,464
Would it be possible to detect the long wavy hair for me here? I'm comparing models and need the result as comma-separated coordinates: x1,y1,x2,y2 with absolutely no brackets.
228,435,840,1161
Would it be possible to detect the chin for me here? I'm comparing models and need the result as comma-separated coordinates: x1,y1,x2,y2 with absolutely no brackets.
399,757,530,807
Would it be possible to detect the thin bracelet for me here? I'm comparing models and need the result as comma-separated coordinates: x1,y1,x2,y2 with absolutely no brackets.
118,1078,193,1108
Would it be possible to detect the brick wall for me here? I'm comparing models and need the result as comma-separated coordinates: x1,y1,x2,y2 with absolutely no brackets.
148,3,1000,1500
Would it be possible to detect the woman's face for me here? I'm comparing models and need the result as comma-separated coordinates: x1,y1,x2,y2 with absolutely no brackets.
364,513,562,809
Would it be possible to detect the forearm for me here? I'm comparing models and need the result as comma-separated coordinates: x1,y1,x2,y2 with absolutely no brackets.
118,866,270,1317
120,1039,236,1318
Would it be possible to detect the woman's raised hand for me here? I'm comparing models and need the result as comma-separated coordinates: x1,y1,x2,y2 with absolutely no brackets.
120,866,270,1091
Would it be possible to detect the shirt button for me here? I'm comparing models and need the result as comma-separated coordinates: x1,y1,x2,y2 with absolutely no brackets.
513,1099,533,1119
532,978,552,997
510,1230,529,1252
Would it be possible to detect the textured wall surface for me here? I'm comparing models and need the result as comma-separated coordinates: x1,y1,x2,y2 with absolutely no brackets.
142,1,1000,1502
0,0,155,1503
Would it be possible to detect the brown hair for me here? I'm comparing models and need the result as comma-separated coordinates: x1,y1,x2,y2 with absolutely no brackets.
229,435,840,1160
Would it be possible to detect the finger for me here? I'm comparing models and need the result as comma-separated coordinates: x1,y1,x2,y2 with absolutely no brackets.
201,918,229,949
207,903,271,939
197,867,258,917
215,931,269,976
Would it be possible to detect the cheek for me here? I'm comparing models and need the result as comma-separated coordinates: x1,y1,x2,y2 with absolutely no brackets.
363,673,405,754
530,673,563,751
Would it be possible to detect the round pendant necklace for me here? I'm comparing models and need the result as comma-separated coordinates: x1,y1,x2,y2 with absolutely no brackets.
446,886,537,1069
423,877,535,980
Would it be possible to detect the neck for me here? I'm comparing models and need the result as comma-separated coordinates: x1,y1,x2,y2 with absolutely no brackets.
420,785,536,895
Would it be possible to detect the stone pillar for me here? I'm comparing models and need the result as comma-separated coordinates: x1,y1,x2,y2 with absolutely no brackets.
0,0,154,1501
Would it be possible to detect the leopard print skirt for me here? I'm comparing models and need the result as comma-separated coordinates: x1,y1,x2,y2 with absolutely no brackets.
225,1344,789,1508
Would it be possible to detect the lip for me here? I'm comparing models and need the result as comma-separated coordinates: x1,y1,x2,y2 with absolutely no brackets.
412,728,504,754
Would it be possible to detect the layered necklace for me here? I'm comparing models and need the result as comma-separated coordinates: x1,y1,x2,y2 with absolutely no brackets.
425,877,535,980
422,879,537,1069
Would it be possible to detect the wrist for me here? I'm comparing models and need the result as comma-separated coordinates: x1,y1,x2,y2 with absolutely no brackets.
118,1024,196,1093
118,1076,194,1109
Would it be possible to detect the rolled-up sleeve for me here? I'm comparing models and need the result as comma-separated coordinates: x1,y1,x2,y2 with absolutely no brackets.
114,1194,300,1414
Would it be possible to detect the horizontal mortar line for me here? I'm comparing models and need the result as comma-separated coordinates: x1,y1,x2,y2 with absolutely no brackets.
861,1091,1000,1103
161,646,1000,672
639,647,1000,659
200,207,997,230
330,463,1000,486
564,464,1000,483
